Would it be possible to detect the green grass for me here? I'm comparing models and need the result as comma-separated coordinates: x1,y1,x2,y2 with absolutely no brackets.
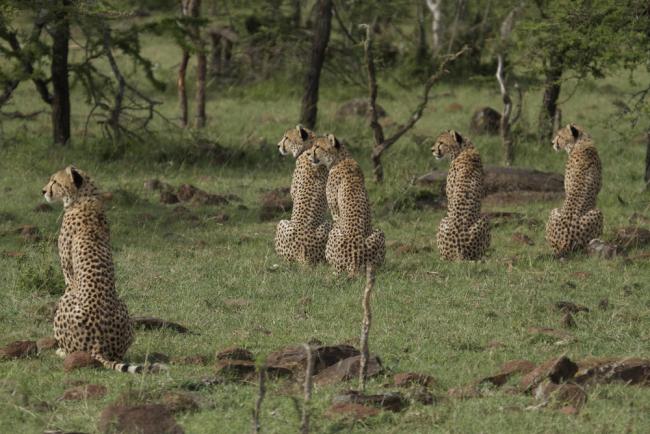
1,30,650,433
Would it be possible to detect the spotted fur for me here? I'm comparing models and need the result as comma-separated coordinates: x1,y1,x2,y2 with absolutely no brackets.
275,125,331,264
432,130,490,260
546,124,603,256
305,134,385,277
43,166,160,373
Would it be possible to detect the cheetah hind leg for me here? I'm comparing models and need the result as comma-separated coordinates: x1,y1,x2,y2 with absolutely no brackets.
325,225,349,275
275,219,298,262
578,208,603,249
465,216,490,260
365,229,386,268
303,221,331,265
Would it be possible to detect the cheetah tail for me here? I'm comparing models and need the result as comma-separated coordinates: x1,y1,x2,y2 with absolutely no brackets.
92,353,166,374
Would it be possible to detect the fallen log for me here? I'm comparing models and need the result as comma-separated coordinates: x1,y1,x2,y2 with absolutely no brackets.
416,166,564,196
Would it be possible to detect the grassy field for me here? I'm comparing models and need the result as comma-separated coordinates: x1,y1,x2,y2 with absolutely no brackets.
1,31,650,433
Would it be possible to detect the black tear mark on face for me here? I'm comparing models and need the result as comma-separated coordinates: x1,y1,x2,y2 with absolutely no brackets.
71,168,84,189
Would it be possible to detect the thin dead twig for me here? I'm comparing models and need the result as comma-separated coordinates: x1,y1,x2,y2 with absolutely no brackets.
359,265,375,391
300,343,314,434
252,366,266,434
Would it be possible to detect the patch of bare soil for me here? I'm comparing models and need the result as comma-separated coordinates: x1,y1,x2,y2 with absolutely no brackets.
260,187,292,221
98,404,184,434
61,384,107,401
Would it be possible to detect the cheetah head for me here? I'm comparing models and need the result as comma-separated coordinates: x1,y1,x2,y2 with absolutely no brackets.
431,130,469,160
306,134,344,168
552,124,588,154
43,166,98,208
277,125,314,158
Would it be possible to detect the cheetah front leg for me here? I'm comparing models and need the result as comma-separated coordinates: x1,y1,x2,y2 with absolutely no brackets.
546,208,572,257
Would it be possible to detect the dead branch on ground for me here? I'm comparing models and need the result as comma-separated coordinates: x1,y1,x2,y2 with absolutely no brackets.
359,265,375,391
300,344,314,434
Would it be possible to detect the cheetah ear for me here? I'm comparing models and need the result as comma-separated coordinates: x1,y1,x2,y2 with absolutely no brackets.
569,124,580,140
296,124,310,141
452,130,463,144
327,133,341,149
66,166,84,189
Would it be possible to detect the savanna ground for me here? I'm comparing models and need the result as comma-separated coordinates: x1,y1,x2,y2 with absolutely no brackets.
1,30,650,433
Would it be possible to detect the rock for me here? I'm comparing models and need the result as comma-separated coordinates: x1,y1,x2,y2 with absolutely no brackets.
393,372,436,388
144,352,170,364
326,403,380,420
64,351,100,372
18,225,41,242
160,191,180,205
332,390,407,412
171,355,208,366
0,340,37,359
259,188,292,221
534,381,587,412
587,239,623,259
335,98,387,119
33,203,53,213
215,359,291,381
61,384,107,401
98,404,184,434
216,347,254,362
177,184,229,205
520,356,579,393
36,337,58,352
561,312,576,328
469,107,502,135
511,232,534,246
131,317,190,334
555,301,589,314
266,344,359,376
161,391,199,413
575,357,650,386
313,355,382,386
614,226,650,248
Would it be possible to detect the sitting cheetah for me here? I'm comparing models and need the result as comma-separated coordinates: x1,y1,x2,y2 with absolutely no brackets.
275,125,331,264
432,130,490,260
305,134,385,277
43,166,158,373
546,124,603,257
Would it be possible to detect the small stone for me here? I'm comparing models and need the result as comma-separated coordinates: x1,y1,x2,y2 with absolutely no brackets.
64,351,99,372
36,337,58,352
0,340,37,359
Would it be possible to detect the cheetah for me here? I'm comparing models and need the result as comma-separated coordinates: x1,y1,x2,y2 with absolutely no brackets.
432,130,490,260
546,124,603,257
275,125,331,264
305,134,385,277
43,166,158,373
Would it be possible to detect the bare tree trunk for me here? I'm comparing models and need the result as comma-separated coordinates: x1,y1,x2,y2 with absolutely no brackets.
51,0,71,145
496,55,513,165
194,0,206,128
425,0,442,57
538,54,563,143
299,0,332,129
292,0,302,27
415,2,428,66
178,0,191,128
359,266,374,391
645,131,650,189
